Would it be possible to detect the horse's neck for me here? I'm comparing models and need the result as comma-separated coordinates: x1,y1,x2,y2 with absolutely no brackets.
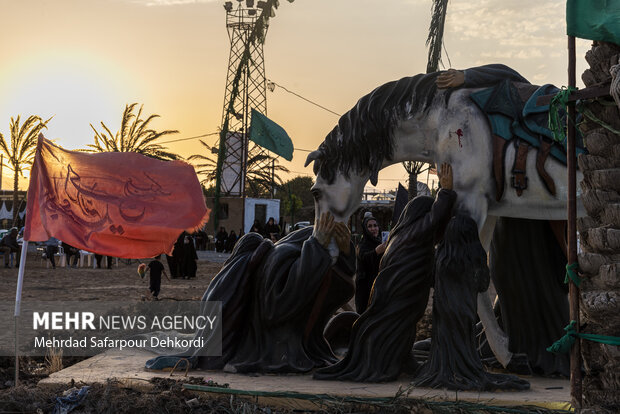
385,117,438,167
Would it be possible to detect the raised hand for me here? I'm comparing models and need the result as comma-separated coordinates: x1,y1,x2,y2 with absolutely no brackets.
314,211,335,248
436,69,465,89
438,162,453,190
333,222,351,256
375,241,387,255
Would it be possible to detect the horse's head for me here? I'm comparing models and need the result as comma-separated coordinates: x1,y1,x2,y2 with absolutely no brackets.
305,149,369,225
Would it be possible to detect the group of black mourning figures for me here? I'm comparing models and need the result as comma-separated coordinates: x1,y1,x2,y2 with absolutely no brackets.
146,162,531,391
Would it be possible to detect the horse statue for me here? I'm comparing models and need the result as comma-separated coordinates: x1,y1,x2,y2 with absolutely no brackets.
305,64,583,370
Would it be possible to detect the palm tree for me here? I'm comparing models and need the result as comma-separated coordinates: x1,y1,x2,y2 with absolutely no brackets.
0,115,50,225
88,103,180,161
189,139,289,197
426,0,450,73
244,152,290,197
400,0,449,199
402,161,430,200
189,139,219,185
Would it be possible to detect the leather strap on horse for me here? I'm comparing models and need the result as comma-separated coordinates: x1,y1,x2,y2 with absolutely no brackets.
511,140,529,196
492,134,509,202
535,138,557,196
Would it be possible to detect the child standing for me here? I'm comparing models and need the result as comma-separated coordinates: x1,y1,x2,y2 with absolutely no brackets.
148,255,170,300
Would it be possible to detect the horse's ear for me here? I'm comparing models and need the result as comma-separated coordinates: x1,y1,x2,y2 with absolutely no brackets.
304,150,321,167
369,171,378,186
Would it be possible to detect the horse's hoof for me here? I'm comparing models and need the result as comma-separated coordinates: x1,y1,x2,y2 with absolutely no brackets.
506,353,532,375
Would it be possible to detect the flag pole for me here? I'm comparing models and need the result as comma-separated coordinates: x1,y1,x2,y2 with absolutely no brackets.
13,240,29,386
567,34,582,409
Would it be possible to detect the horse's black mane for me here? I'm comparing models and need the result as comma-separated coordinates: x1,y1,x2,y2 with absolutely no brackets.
312,71,451,184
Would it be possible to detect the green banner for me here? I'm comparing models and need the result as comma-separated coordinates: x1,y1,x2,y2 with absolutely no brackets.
567,0,620,45
249,109,294,161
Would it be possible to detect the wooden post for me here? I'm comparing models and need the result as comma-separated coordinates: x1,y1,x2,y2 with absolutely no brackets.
567,35,582,409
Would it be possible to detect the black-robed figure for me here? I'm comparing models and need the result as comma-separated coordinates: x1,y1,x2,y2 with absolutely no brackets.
145,212,355,374
413,214,530,391
354,213,385,313
314,163,456,382
166,232,185,278
489,218,569,376
179,233,198,279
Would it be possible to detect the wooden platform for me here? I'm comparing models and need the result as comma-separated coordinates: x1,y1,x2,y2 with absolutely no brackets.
39,348,572,411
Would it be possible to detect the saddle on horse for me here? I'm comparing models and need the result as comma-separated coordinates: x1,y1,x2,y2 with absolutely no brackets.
470,80,586,201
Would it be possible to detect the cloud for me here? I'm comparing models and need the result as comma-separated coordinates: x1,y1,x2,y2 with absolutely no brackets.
448,0,565,48
479,48,543,60
131,0,217,6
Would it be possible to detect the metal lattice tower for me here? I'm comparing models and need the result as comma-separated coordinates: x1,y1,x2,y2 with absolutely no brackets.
219,1,269,197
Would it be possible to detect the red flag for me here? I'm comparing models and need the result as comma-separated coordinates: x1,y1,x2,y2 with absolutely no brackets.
24,135,209,258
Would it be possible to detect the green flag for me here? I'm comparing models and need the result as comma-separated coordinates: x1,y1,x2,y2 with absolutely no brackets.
249,109,294,161
567,0,620,45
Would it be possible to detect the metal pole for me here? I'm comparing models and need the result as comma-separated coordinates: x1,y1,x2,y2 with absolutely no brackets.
241,50,250,234
567,35,582,409
271,159,275,198
13,240,29,386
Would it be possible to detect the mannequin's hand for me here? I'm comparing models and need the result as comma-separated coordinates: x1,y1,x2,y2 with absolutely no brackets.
333,222,351,256
438,162,453,190
314,212,335,248
436,69,465,89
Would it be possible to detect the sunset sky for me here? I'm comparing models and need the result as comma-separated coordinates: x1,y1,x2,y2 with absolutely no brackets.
0,0,590,192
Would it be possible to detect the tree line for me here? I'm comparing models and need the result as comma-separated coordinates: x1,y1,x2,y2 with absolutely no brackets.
0,103,308,226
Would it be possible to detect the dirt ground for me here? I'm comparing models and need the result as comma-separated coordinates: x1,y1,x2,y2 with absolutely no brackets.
0,253,577,413
0,252,224,303
0,252,447,413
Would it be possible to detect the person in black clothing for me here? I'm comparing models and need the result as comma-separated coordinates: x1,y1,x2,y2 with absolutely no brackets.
249,219,262,235
215,227,228,252
95,254,113,269
264,217,281,242
224,230,238,253
413,213,529,390
314,163,456,382
180,234,198,279
61,241,80,268
354,213,386,313
148,255,170,299
167,232,185,278
43,237,60,269
195,230,208,251
0,228,21,268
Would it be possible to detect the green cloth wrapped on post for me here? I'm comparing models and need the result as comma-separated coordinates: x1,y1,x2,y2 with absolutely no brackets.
547,320,620,354
567,0,620,45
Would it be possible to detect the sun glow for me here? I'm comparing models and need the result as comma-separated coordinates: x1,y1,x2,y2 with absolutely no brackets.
0,53,136,189
0,55,130,152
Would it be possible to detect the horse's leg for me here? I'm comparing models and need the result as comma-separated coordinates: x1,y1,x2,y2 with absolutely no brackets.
456,198,513,367
475,215,513,368
478,215,497,251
